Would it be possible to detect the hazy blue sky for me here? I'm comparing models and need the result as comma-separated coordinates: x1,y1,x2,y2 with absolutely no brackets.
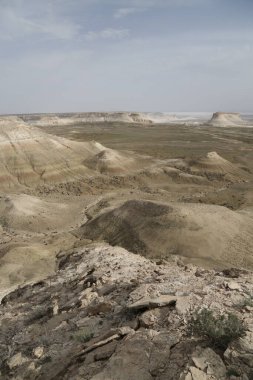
0,0,253,114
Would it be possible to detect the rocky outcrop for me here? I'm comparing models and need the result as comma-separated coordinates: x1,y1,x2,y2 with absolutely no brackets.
0,243,252,379
208,112,247,127
21,112,211,126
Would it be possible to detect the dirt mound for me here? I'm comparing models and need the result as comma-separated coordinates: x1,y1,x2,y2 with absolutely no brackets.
0,243,56,297
0,233,77,299
84,148,148,174
0,117,106,189
0,194,83,232
77,199,253,269
170,152,249,182
208,112,246,127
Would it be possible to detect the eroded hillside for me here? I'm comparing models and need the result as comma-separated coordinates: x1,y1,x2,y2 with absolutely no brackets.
0,114,253,379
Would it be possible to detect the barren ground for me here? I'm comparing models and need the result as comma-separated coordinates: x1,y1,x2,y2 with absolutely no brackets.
0,119,253,379
0,119,253,294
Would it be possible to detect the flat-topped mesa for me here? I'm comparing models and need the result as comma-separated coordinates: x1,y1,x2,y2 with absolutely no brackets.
213,112,240,117
26,112,154,126
208,112,246,127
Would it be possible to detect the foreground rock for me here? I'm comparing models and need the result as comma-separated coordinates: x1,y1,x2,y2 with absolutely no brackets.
0,243,252,379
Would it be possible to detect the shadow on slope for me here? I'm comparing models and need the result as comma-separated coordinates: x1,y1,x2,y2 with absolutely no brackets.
76,199,253,269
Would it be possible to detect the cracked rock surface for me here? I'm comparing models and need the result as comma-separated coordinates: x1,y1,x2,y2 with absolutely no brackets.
0,243,253,380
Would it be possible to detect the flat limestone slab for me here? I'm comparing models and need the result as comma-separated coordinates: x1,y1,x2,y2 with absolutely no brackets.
127,295,177,310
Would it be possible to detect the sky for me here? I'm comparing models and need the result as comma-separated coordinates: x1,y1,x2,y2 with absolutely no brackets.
0,0,253,114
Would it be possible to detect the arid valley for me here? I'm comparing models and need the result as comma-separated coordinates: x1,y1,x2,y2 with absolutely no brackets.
0,112,253,379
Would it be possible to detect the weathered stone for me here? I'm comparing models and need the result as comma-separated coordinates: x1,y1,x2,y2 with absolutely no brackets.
128,295,177,310
97,284,116,296
203,348,226,378
238,332,253,354
192,356,207,371
195,268,208,277
82,334,120,355
190,366,207,380
33,346,44,359
176,296,190,315
128,284,154,303
139,310,156,328
80,289,99,307
149,332,180,376
90,331,175,380
27,362,36,371
2,243,253,380
7,353,28,369
225,331,253,370
224,281,242,291
87,301,113,315
90,333,153,380
82,326,134,355
117,326,135,336
52,300,59,315
184,373,193,380
222,268,241,278
192,347,226,379
94,340,117,361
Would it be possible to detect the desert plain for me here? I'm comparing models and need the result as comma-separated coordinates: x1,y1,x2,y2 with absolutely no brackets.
0,112,253,379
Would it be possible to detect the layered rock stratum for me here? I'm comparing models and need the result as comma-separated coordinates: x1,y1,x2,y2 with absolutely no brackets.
208,112,247,127
170,151,250,183
0,116,150,189
24,112,154,126
0,116,106,189
8,111,252,127
21,112,206,126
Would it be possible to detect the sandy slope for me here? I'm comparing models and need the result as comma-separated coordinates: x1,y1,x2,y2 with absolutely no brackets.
168,151,250,183
77,199,253,269
0,114,252,305
0,116,105,189
0,116,158,189
0,194,85,232
84,148,150,174
0,232,77,300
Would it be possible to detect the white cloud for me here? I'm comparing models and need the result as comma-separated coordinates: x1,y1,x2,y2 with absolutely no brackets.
0,4,81,41
111,0,210,8
0,0,252,113
85,28,129,41
113,0,211,19
114,7,140,18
